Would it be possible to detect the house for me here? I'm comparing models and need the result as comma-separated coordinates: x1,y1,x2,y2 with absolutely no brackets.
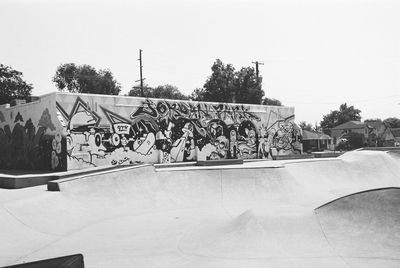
330,121,375,146
380,127,400,147
302,130,333,152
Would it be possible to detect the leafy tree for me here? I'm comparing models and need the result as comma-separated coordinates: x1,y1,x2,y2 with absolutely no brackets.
336,132,364,151
364,118,382,123
192,59,264,104
233,66,264,104
128,84,188,100
53,63,121,95
0,64,33,105
383,117,400,128
128,84,152,98
199,59,235,103
262,98,282,106
299,121,313,131
320,103,362,135
190,88,206,101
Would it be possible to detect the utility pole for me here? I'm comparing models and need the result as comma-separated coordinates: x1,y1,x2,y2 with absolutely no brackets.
252,61,264,87
135,49,145,97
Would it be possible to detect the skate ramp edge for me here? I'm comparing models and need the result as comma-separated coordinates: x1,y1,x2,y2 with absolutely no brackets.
47,164,152,192
1,254,84,268
315,187,400,210
315,187,400,262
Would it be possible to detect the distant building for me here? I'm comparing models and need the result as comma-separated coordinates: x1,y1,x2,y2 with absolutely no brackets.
360,120,400,147
379,126,400,147
330,121,375,146
302,130,333,152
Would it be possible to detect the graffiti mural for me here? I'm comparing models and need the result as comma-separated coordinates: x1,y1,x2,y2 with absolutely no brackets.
0,105,66,171
0,93,302,171
55,95,301,169
257,113,302,159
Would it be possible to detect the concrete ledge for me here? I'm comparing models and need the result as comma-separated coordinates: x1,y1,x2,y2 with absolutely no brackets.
47,164,150,191
154,161,196,169
0,174,58,189
312,152,344,158
196,159,243,166
274,154,315,160
2,254,84,268
1,164,139,189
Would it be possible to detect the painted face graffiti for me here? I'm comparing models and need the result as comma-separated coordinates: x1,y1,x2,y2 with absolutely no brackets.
209,136,229,160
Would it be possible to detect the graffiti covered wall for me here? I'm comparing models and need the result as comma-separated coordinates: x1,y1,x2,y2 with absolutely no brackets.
56,93,302,170
0,93,66,171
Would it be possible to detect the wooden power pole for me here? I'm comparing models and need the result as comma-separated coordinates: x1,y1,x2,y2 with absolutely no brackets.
252,61,264,87
136,49,145,97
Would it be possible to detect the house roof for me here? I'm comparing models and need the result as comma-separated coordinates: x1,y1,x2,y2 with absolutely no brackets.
391,128,400,138
302,129,332,140
332,121,368,130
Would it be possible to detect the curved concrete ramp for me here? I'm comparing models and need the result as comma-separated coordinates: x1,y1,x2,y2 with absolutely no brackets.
1,150,400,267
315,187,400,267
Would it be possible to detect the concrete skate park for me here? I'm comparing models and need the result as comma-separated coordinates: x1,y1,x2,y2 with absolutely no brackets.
1,93,400,267
0,150,400,267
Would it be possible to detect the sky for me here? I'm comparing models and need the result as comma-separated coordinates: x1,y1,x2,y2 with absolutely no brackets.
1,0,399,124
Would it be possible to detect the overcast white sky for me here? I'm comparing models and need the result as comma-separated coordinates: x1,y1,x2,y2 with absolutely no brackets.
1,0,399,124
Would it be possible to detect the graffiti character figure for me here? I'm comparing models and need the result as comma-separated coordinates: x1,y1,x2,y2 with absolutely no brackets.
170,122,195,162
229,128,238,159
120,135,129,152
274,122,293,153
209,136,229,160
258,126,273,159
237,121,258,159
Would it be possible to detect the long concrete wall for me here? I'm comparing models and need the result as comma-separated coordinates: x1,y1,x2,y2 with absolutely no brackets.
0,93,66,171
56,93,301,170
0,92,302,171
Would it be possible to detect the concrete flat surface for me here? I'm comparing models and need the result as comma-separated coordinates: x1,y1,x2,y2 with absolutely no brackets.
1,150,400,267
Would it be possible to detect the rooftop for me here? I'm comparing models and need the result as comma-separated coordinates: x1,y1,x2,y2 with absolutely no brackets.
302,129,332,140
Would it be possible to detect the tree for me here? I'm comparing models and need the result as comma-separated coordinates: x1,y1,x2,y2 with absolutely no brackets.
383,117,400,128
262,98,282,106
53,63,121,95
0,64,33,105
364,118,382,123
299,121,313,131
320,103,362,135
192,59,264,104
336,132,364,151
234,66,264,104
128,84,189,100
128,84,152,98
199,59,235,103
190,88,206,101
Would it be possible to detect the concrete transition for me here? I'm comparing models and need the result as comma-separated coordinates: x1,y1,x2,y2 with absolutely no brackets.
1,254,84,268
1,150,400,267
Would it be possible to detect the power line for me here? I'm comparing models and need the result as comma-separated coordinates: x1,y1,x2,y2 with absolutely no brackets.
283,94,400,105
